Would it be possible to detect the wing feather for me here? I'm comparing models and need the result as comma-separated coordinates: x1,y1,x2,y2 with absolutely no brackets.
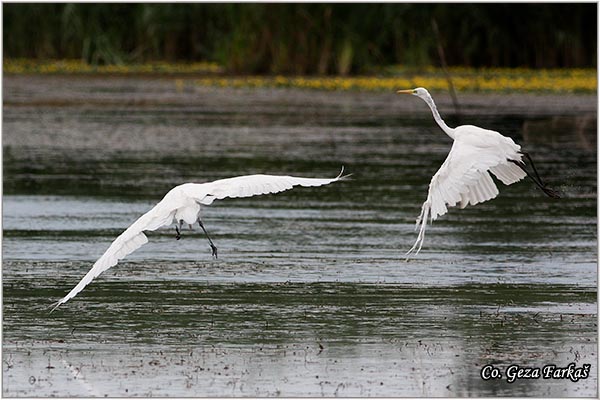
187,168,348,205
406,140,525,257
51,201,177,311
490,162,526,185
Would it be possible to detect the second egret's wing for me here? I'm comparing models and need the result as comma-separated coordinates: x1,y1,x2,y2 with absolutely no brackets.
407,142,525,256
187,168,347,205
51,199,179,311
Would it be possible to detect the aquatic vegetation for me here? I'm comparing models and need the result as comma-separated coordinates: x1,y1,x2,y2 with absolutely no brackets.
4,59,595,93
3,58,222,74
5,4,596,73
193,69,595,93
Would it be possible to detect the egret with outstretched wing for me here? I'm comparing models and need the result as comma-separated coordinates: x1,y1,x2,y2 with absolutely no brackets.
397,88,559,257
51,168,348,311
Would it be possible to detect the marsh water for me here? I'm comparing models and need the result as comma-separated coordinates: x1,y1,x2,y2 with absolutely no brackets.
2,75,597,397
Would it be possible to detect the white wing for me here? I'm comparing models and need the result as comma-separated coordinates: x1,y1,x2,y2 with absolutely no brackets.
51,198,180,312
187,167,348,205
407,141,525,256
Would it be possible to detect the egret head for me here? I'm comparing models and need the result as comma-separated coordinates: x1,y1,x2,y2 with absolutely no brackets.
397,87,430,98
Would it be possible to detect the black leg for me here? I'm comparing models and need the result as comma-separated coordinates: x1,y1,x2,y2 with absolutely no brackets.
508,159,561,199
519,151,546,187
198,220,218,259
175,220,183,240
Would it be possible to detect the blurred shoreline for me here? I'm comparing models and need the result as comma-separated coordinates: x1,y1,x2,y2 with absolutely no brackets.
4,74,596,156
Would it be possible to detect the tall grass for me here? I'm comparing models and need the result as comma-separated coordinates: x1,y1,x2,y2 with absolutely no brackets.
3,3,596,73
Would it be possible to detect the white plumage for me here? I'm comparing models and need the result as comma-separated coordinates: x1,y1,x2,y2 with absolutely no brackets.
51,168,347,311
398,88,528,256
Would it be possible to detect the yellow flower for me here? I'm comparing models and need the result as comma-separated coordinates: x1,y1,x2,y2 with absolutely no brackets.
3,59,596,93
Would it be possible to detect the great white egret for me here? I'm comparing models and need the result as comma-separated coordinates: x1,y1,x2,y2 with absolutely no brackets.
51,168,348,311
397,88,560,256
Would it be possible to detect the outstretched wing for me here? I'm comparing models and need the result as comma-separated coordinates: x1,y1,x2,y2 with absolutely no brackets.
407,141,525,256
52,168,347,311
51,199,178,312
188,167,349,205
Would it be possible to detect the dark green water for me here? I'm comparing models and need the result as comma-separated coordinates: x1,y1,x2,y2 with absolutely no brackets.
2,75,597,396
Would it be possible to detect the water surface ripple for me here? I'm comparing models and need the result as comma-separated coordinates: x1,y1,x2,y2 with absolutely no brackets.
3,75,597,397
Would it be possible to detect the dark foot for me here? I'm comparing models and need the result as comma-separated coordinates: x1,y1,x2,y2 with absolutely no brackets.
508,159,560,199
175,220,183,240
542,186,561,199
210,244,218,259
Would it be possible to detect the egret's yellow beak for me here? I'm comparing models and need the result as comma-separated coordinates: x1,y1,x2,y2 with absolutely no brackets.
396,89,414,94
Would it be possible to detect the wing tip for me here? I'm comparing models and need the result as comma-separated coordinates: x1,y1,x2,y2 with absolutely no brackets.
49,299,63,314
336,165,353,181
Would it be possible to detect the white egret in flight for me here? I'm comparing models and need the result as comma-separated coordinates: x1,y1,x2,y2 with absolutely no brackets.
51,168,348,311
397,88,560,256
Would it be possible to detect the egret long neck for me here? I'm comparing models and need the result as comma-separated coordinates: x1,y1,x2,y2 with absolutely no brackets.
422,94,455,139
